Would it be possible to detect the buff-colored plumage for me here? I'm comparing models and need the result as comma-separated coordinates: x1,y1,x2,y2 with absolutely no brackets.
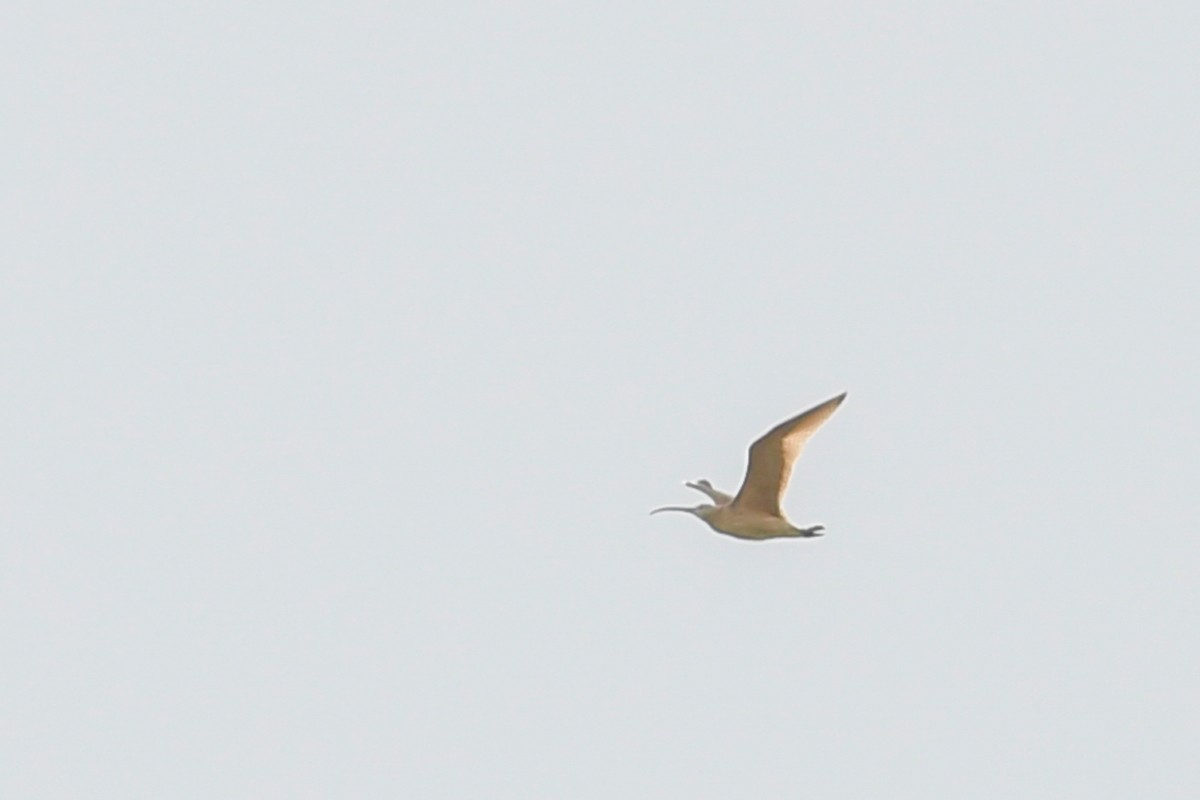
651,393,846,540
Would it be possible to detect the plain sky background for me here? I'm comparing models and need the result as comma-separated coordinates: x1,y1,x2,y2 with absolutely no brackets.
4,2,1198,797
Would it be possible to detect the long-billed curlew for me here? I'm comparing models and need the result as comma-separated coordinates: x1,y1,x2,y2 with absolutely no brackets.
651,393,846,541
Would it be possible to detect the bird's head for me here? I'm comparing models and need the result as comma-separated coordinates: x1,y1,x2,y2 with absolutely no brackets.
649,503,716,520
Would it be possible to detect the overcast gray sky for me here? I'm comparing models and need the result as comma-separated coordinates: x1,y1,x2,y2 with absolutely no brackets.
4,2,1199,798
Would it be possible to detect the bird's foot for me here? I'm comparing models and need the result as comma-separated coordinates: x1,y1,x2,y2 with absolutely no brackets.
798,525,825,538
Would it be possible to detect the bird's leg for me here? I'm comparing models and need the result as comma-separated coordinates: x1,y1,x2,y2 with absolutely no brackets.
794,525,825,538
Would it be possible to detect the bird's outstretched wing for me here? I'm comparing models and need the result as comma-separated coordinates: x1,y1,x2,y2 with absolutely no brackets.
685,479,734,506
730,392,846,516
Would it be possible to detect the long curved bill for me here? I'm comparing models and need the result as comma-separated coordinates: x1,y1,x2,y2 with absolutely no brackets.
649,506,694,515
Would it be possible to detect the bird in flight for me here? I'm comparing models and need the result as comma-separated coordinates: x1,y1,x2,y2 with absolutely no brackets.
651,392,847,541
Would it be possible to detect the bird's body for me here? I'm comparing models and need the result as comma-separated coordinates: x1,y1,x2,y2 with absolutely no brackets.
652,392,846,541
692,504,809,541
